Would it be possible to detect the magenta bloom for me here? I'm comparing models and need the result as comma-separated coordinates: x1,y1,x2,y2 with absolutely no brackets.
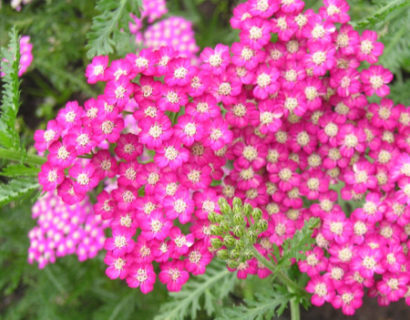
357,30,384,63
159,261,189,292
306,276,335,307
126,263,156,294
361,65,393,97
331,285,363,316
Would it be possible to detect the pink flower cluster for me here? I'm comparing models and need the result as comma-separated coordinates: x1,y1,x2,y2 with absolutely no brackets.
33,0,410,314
129,0,199,58
28,192,107,269
1,35,33,77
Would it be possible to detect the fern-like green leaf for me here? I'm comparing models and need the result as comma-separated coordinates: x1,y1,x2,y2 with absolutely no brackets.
273,218,319,271
217,285,290,320
0,163,39,177
86,0,143,58
0,27,21,150
0,177,39,207
154,260,237,320
379,9,410,74
352,0,410,30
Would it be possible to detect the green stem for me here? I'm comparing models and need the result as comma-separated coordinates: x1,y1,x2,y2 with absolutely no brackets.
250,246,302,294
290,297,300,320
0,148,46,166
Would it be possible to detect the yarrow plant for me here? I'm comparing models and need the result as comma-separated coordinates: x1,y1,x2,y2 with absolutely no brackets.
0,0,404,318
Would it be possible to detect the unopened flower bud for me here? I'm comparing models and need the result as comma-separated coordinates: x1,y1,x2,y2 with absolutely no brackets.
216,249,229,260
210,225,223,236
218,198,231,215
220,220,230,232
223,235,236,248
234,239,245,251
227,259,239,269
208,211,222,223
233,213,245,225
251,208,262,221
243,249,253,261
211,237,223,249
232,197,242,208
233,225,245,237
230,249,240,259
248,230,258,243
256,218,268,232
244,203,253,217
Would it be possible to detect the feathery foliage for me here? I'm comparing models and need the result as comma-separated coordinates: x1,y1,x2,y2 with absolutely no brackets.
0,163,39,177
273,218,319,271
0,177,39,206
154,260,237,320
217,285,290,320
86,0,143,58
0,27,21,150
352,0,410,30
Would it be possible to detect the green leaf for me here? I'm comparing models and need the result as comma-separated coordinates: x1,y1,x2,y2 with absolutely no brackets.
154,260,237,320
0,177,39,207
0,163,39,177
352,0,410,30
0,27,21,150
217,285,290,320
275,218,319,271
86,0,143,58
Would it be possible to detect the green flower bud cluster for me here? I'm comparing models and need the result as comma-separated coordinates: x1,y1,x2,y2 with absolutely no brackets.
209,197,268,269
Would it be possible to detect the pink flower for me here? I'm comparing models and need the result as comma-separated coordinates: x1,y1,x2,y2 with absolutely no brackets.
34,120,61,152
38,162,65,191
200,44,230,75
239,17,272,49
85,55,109,84
104,252,128,280
305,42,336,76
165,58,195,86
185,242,212,275
331,285,363,316
104,227,135,257
231,42,265,70
320,0,350,24
298,247,328,277
159,261,189,292
203,118,233,151
163,190,194,224
252,64,280,99
126,263,156,294
140,211,172,241
361,65,393,97
357,30,384,64
69,161,99,194
138,115,172,149
154,138,189,169
115,133,143,161
91,150,118,180
306,276,335,306
351,246,384,279
249,0,279,18
47,141,76,168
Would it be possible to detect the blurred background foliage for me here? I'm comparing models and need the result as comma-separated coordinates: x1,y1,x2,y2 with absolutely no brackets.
0,0,409,319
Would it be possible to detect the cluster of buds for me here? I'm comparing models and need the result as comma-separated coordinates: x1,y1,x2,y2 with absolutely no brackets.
210,198,268,275
129,0,199,57
33,0,410,315
28,192,107,269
